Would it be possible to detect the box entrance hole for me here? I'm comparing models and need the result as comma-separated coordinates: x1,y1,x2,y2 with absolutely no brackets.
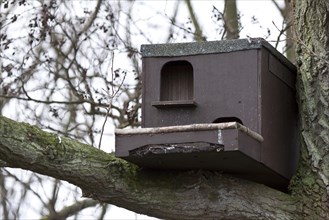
213,117,243,125
160,60,193,101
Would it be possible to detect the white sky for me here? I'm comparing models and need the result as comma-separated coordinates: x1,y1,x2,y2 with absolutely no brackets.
128,0,285,50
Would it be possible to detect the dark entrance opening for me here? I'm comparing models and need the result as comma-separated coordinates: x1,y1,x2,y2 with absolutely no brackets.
160,60,193,101
213,117,243,125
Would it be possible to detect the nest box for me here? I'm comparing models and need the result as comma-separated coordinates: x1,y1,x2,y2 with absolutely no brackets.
115,38,298,190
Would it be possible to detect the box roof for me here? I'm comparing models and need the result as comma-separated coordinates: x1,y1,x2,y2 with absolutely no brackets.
141,38,296,72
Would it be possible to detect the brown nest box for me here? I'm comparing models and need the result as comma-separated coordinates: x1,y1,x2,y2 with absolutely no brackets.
115,38,298,190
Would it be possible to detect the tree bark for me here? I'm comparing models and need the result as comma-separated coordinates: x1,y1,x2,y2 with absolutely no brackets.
0,116,301,219
290,0,329,218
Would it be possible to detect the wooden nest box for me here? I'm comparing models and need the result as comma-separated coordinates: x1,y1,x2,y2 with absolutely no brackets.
115,38,298,190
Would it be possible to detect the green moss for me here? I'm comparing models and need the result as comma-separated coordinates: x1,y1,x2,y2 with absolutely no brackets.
27,126,57,145
207,191,219,202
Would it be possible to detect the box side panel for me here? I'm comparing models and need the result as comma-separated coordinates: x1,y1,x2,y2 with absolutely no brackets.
260,49,298,179
223,129,261,161
141,58,147,127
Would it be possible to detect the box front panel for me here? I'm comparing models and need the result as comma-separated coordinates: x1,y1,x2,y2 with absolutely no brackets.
142,50,260,132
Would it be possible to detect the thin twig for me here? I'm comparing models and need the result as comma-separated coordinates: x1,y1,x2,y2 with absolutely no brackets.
98,51,127,149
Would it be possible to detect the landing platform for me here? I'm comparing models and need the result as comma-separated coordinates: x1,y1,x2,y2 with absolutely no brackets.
115,122,288,189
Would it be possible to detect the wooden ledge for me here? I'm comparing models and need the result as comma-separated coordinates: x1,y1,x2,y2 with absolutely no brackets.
151,100,197,108
115,122,263,143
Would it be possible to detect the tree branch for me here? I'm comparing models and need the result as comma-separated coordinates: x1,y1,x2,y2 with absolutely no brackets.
184,0,206,41
224,0,240,39
0,94,107,107
271,0,284,16
44,199,99,220
0,116,302,219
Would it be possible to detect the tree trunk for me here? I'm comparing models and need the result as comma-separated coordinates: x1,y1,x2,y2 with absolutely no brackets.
290,0,329,217
224,0,239,39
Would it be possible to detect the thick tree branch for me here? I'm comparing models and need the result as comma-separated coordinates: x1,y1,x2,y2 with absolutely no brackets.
0,116,302,219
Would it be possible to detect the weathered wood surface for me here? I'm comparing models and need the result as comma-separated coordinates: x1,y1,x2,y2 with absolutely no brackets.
116,122,264,142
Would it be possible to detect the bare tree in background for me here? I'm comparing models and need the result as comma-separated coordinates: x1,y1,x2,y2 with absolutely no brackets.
183,0,241,41
1,0,141,218
271,0,295,62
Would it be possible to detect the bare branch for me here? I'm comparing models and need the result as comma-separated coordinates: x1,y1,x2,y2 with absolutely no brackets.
184,0,206,41
44,199,99,220
0,171,9,220
271,0,284,16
